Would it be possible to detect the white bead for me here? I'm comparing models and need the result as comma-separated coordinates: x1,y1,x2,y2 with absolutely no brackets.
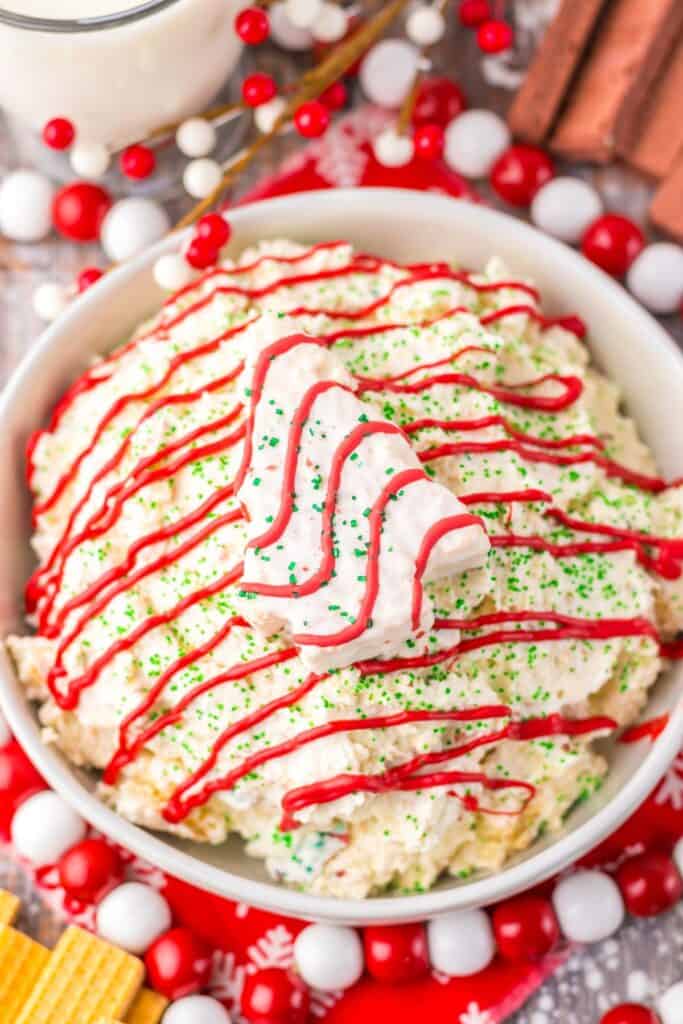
659,981,683,1024
530,177,603,244
32,282,71,322
163,995,231,1024
0,709,10,747
313,1,347,42
674,837,683,878
255,96,288,134
285,0,322,29
269,1,313,49
427,909,495,977
294,923,363,991
183,158,223,200
176,117,217,159
69,140,111,180
373,128,415,167
360,38,421,108
11,791,86,865
626,242,683,315
100,197,170,263
552,870,624,943
0,169,55,242
153,253,195,292
443,109,510,179
97,882,171,954
406,5,446,47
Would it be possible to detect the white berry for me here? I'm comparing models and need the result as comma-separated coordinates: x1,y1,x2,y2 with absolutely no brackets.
373,128,415,167
163,996,231,1024
360,39,421,108
552,870,624,943
626,242,683,314
294,924,363,991
660,981,683,1024
0,169,55,243
11,791,86,866
427,909,495,976
153,252,195,292
32,282,71,322
531,177,603,243
285,0,322,29
255,96,288,134
406,5,446,47
183,158,223,200
443,109,510,179
176,117,217,159
100,197,170,263
269,1,313,49
313,1,347,42
0,709,10,747
70,140,111,180
97,882,171,954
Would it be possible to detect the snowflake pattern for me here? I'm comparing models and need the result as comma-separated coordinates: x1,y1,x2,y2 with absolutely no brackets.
209,949,247,1014
459,1002,493,1024
654,753,683,809
246,923,295,972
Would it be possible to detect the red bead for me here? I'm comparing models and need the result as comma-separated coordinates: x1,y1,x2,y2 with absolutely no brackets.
492,896,559,962
145,927,213,1000
477,19,514,53
58,838,123,902
52,182,112,243
581,214,645,277
616,850,683,918
0,741,45,839
242,73,277,108
119,144,156,180
413,123,445,161
185,235,219,270
76,267,104,292
196,213,231,249
600,1005,660,1024
294,100,330,138
43,117,75,150
319,80,348,111
363,923,429,984
240,967,310,1024
412,77,467,128
490,144,555,207
458,0,491,28
235,6,270,45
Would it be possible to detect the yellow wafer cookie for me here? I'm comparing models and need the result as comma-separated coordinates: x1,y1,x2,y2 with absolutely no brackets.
0,889,20,925
0,924,50,1024
126,987,169,1024
15,924,145,1024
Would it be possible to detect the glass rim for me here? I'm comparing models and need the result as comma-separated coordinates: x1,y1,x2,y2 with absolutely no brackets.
0,0,183,32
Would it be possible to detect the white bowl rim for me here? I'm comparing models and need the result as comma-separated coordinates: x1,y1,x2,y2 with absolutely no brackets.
1,187,682,924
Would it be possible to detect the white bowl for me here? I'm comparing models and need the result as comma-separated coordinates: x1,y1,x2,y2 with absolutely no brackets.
1,189,682,925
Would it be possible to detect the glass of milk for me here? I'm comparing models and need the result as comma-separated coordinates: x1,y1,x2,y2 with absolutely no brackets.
0,0,246,190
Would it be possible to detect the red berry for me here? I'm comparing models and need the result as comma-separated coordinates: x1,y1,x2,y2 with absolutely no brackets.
240,967,310,1024
242,72,277,108
477,19,514,53
581,214,645,277
58,838,123,902
492,896,559,962
458,0,491,28
413,123,444,161
119,144,156,180
600,1005,660,1024
185,235,219,270
43,117,75,150
319,80,348,111
616,850,683,918
294,100,330,138
196,213,231,249
490,144,554,207
76,267,104,292
412,77,467,128
0,741,45,838
145,927,213,1000
363,923,429,984
52,182,112,243
235,6,270,44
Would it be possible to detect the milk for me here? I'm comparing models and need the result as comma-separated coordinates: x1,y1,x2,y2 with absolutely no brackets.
0,0,245,150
